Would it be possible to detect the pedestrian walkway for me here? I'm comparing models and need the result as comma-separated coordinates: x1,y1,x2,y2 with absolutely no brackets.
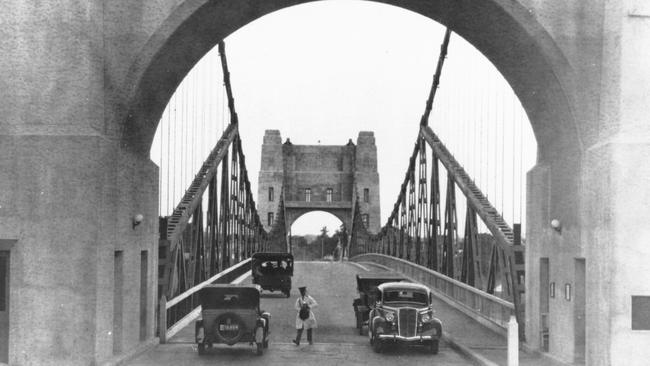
355,261,571,366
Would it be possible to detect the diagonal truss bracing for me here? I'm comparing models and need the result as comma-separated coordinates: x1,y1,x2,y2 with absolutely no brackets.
158,41,288,303
348,27,525,337
420,125,525,330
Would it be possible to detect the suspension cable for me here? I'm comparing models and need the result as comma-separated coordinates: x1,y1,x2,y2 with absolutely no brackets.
500,85,505,215
218,41,238,126
519,106,524,224
510,90,521,224
172,90,177,212
169,98,173,214
421,28,451,127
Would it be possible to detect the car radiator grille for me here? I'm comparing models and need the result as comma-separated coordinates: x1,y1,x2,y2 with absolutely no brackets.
398,308,417,337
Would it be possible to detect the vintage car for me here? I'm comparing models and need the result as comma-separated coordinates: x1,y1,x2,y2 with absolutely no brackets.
194,284,270,355
352,272,407,335
251,252,293,297
368,282,443,354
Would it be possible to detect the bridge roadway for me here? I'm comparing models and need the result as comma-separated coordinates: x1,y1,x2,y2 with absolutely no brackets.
128,262,478,366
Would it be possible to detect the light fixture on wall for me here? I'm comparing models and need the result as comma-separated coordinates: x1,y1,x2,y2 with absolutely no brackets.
565,283,572,301
550,219,561,233
132,214,144,229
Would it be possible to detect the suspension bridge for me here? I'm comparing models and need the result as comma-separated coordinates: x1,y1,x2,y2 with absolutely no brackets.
2,1,650,366
139,29,536,364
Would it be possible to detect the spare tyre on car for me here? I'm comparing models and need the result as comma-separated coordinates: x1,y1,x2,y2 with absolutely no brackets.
194,284,271,355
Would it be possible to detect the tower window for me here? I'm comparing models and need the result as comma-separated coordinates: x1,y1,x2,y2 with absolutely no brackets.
268,212,274,226
268,187,274,202
326,188,333,202
363,188,370,203
305,188,311,202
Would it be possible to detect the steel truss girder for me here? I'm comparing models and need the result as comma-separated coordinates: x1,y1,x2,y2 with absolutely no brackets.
461,205,480,287
160,128,287,299
349,127,525,336
441,172,458,278
347,25,524,337
419,124,525,336
159,41,289,305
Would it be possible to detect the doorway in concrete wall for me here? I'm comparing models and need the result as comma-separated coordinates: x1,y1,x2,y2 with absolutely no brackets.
113,251,124,355
540,258,549,352
0,251,8,363
574,258,586,364
140,250,149,341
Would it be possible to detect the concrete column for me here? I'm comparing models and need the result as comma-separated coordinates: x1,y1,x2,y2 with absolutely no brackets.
508,315,519,366
0,1,159,364
582,2,650,365
0,136,158,365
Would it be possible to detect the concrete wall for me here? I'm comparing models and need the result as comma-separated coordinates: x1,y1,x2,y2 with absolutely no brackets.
258,130,284,232
257,131,381,236
354,132,381,233
0,2,159,363
282,143,355,203
2,0,650,364
0,136,158,365
521,1,650,365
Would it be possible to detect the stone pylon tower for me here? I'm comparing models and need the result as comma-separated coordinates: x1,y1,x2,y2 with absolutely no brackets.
257,130,380,234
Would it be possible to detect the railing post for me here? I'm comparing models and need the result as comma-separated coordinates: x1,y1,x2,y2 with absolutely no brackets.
507,314,519,366
159,295,167,344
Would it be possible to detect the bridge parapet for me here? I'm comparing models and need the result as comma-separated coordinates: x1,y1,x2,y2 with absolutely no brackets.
351,253,514,336
159,258,251,343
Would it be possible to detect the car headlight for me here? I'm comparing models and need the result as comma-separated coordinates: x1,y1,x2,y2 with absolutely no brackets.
384,311,395,322
420,311,434,322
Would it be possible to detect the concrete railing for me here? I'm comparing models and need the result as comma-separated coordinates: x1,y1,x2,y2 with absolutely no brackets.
351,253,514,333
158,258,251,343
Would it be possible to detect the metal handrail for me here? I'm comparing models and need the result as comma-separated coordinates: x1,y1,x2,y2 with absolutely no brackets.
352,253,514,331
159,258,251,343
166,258,251,309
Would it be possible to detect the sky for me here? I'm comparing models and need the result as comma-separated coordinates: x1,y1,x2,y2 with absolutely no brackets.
150,0,537,237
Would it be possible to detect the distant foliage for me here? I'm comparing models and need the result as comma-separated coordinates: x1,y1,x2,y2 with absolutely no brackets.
292,224,347,261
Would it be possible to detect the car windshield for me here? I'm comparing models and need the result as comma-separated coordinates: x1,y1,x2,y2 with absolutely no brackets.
383,289,428,306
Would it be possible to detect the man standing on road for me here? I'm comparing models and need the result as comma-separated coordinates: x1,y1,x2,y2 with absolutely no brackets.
293,286,318,345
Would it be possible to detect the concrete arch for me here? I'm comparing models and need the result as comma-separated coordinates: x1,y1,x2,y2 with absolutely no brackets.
6,1,649,365
286,209,349,233
121,0,578,164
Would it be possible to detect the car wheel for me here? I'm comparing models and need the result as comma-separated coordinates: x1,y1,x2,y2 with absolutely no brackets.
372,332,382,353
429,339,439,355
198,343,206,355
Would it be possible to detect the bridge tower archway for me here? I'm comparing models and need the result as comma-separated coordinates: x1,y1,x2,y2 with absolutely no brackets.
257,129,381,237
3,0,648,365
113,3,646,364
122,0,580,160
288,211,347,260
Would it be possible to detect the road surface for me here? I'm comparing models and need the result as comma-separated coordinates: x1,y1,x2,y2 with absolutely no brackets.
128,261,475,366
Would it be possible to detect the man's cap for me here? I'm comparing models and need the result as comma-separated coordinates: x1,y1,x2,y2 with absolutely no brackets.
298,286,307,291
